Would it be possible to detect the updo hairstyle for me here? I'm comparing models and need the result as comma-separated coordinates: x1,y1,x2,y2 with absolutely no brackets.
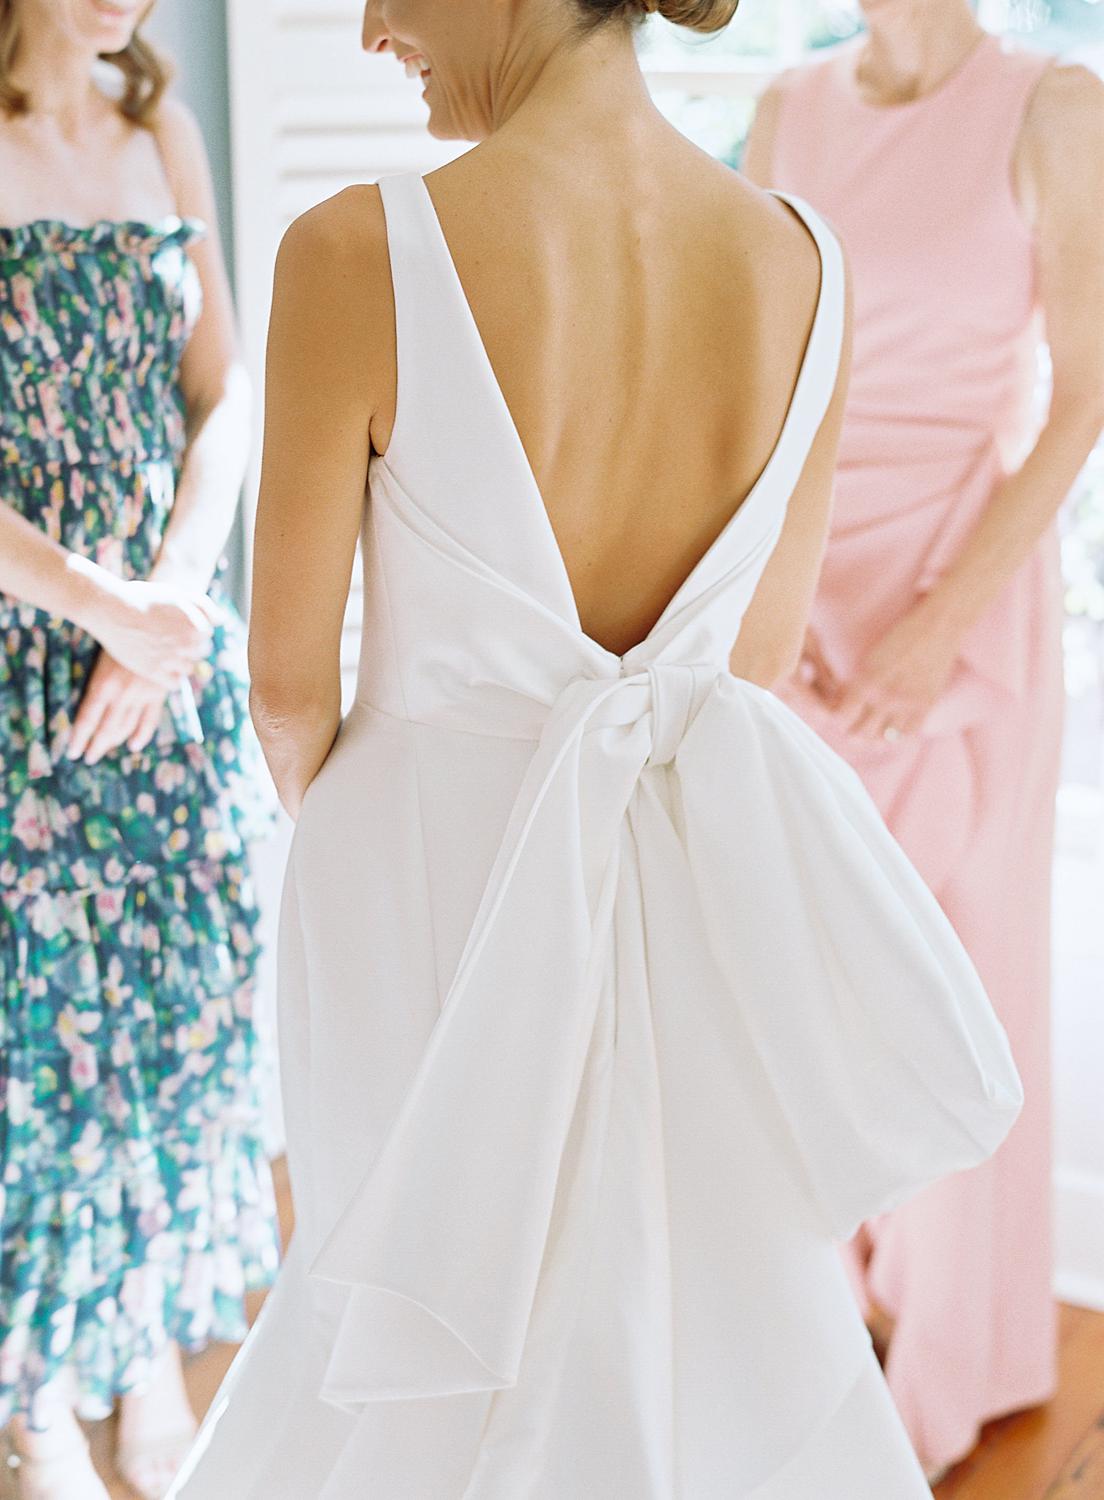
573,0,740,35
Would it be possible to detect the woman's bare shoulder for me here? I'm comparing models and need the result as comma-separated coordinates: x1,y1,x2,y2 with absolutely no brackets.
708,158,827,323
272,185,395,397
1015,56,1104,226
149,95,204,157
148,96,211,203
1021,55,1104,147
670,139,831,298
276,183,392,330
279,182,387,267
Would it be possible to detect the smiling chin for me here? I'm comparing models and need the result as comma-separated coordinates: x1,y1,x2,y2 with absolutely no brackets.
394,53,477,144
84,0,142,47
422,100,479,145
416,76,456,143
423,103,456,143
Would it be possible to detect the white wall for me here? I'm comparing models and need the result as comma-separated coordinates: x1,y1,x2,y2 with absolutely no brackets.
1053,791,1104,1309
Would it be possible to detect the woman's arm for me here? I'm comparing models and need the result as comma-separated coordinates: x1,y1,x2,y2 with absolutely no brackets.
834,63,1104,738
0,498,222,761
0,500,218,680
65,101,250,762
248,186,394,818
0,500,113,625
147,98,252,591
918,64,1104,635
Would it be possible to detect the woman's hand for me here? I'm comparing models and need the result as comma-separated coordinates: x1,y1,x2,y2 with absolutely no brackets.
832,601,963,741
67,654,171,765
797,624,844,707
81,575,225,688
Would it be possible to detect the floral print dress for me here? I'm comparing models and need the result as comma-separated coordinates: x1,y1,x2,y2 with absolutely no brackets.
0,217,280,1428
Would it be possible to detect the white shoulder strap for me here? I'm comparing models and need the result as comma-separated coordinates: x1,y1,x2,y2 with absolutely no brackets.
695,190,846,582
761,191,847,492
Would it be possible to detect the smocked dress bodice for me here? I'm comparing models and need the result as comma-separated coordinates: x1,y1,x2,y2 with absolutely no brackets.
0,217,201,483
0,217,269,893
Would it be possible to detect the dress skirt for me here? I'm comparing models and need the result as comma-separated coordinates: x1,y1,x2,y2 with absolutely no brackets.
173,1239,934,1500
749,1347,932,1499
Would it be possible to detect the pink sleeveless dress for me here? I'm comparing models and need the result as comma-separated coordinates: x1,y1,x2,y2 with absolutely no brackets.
771,31,1062,1474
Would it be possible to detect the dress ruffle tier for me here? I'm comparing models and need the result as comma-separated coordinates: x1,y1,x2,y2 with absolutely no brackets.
0,861,279,1425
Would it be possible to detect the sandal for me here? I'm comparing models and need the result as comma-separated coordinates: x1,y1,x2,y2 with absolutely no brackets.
115,1423,198,1500
1,1427,109,1500
115,1344,198,1500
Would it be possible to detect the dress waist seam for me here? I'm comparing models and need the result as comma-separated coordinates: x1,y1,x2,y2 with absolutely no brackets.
348,696,542,746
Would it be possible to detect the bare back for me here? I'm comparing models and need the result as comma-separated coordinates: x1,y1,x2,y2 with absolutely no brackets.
353,134,834,659
254,118,850,738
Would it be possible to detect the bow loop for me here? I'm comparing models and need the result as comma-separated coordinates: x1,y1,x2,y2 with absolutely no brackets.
644,662,717,767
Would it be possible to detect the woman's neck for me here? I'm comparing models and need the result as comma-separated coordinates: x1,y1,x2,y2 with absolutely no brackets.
489,19,660,148
9,23,101,137
858,0,985,104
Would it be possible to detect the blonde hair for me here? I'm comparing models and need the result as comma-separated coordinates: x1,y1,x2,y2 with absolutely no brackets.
0,2,171,125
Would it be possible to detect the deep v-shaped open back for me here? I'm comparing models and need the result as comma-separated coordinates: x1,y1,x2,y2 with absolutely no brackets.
378,172,843,660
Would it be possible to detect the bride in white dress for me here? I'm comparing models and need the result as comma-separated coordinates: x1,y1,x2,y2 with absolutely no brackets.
170,1,1023,1495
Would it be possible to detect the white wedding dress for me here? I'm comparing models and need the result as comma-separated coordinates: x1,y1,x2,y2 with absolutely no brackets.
169,172,1023,1499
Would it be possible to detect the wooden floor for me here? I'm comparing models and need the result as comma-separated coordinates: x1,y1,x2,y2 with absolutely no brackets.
933,1303,1104,1500
85,1157,1104,1499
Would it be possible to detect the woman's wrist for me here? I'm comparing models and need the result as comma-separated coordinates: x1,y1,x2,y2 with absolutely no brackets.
64,552,123,638
910,581,979,648
148,542,219,595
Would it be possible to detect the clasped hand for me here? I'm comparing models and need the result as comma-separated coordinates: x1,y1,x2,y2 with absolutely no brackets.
800,602,962,742
67,578,226,765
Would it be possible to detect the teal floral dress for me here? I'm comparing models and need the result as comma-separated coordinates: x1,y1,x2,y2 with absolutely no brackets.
0,217,280,1428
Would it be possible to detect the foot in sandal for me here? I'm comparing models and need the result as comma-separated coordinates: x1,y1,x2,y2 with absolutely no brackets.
3,1409,110,1500
115,1346,198,1500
